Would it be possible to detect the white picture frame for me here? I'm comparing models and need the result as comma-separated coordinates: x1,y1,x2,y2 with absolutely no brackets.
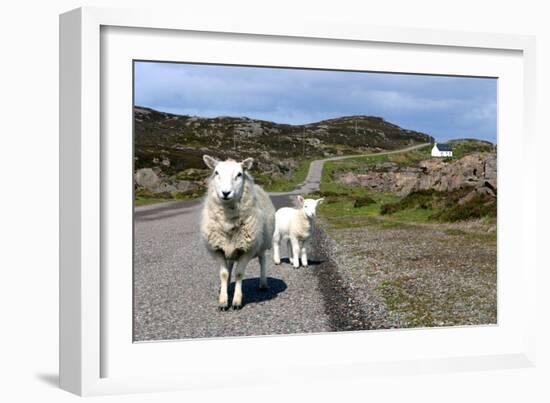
59,6,537,396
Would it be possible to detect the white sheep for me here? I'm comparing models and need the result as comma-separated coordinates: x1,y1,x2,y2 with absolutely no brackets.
200,155,276,310
272,196,324,268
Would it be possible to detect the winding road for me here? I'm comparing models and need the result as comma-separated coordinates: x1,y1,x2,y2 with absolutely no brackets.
133,143,430,341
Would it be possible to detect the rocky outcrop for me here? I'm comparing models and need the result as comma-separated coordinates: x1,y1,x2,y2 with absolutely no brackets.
338,152,497,200
135,167,203,194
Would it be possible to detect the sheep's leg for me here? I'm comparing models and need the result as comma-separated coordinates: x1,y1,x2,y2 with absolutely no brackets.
272,230,281,265
217,255,231,310
300,241,308,267
259,252,269,290
291,238,301,268
232,254,253,309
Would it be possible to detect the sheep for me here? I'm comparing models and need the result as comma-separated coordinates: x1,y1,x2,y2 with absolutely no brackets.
272,196,324,268
200,155,276,310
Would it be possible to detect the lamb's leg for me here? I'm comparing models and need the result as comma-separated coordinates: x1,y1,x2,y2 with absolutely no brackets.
287,239,293,262
232,254,253,309
300,241,308,267
217,254,231,311
291,237,301,268
272,230,281,265
259,252,268,290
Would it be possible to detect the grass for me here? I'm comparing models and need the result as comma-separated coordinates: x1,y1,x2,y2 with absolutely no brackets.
326,147,431,175
255,159,312,192
134,187,205,207
447,139,496,159
444,228,497,244
314,152,433,230
315,147,496,230
134,197,177,207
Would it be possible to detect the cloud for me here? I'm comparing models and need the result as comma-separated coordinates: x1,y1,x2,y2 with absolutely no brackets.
134,62,497,143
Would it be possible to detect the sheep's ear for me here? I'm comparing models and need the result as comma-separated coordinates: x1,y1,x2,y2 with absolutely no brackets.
241,157,254,170
316,197,325,205
203,155,219,170
297,195,305,205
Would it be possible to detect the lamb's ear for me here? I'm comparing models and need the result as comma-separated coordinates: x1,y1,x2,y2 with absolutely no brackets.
297,195,305,206
241,157,254,170
203,155,219,170
316,197,325,205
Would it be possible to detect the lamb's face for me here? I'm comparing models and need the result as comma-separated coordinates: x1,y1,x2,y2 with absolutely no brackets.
203,155,254,204
297,196,325,218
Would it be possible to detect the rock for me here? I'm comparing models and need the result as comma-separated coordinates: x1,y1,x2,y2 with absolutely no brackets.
135,168,160,189
174,180,193,192
375,161,398,171
154,182,177,193
336,152,497,197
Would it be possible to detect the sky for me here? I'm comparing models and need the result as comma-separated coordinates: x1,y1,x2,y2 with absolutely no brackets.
134,61,497,143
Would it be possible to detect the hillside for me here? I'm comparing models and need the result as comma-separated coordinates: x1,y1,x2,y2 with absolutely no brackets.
134,106,432,173
133,106,433,202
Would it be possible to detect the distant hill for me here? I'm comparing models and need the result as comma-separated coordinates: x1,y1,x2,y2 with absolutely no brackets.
133,106,435,201
134,106,434,175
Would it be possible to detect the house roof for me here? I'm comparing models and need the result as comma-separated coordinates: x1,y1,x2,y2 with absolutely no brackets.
436,143,452,151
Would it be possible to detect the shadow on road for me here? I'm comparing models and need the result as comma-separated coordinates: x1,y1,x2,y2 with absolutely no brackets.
228,277,287,307
277,257,325,266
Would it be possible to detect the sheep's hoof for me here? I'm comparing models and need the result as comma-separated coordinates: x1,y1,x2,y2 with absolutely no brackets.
218,305,229,311
232,303,242,310
274,260,281,265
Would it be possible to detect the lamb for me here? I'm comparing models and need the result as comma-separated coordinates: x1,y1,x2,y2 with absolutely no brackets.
272,196,324,268
200,155,276,310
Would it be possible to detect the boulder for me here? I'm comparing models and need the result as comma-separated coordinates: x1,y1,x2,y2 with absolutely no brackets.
154,182,177,193
135,168,160,190
174,180,194,192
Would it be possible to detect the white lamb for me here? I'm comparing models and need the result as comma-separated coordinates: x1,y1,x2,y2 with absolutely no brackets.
272,196,324,268
200,155,276,310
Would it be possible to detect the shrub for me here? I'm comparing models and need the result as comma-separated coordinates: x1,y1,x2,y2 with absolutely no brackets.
380,190,436,215
353,195,376,208
431,194,496,222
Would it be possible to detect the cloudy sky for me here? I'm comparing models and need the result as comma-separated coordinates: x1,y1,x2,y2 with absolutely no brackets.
134,61,497,143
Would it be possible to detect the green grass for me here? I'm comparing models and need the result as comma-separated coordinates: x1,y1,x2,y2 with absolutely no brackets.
447,140,495,159
314,151,434,229
326,147,431,175
444,228,497,244
315,147,496,230
256,159,312,192
134,197,177,207
134,187,205,207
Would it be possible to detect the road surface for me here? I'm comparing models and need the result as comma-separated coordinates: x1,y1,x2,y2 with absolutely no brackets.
133,143,430,341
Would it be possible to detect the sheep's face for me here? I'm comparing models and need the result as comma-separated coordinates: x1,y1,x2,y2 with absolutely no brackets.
203,155,254,204
297,196,325,218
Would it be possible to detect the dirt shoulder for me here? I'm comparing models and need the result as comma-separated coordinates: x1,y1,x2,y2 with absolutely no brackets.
319,218,497,329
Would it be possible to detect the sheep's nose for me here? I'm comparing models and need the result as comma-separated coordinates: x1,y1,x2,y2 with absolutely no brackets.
222,191,231,198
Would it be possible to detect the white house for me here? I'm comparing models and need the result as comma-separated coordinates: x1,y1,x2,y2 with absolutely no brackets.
431,142,453,157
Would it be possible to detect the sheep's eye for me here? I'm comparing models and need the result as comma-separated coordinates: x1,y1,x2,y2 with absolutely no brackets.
214,170,219,176
236,172,242,178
